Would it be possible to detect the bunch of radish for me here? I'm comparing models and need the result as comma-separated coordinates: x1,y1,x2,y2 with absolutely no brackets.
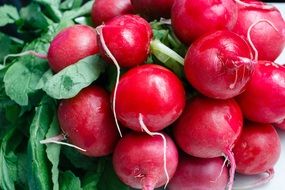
32,0,285,189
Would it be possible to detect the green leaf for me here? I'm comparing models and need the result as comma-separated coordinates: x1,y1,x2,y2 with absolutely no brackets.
74,16,92,25
27,96,55,190
61,146,97,170
97,157,130,190
19,3,49,31
43,55,105,100
62,0,93,20
60,0,83,10
34,0,62,22
0,126,18,190
45,116,61,190
59,171,82,190
0,5,19,27
36,69,53,90
0,33,23,64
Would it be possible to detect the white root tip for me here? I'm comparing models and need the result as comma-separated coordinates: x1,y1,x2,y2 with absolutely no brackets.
96,25,123,138
247,19,280,61
3,50,47,65
40,134,86,152
224,148,236,190
138,113,169,189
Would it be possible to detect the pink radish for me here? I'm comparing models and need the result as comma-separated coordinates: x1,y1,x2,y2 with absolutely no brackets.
47,25,99,72
131,0,174,20
233,122,280,188
236,61,285,123
173,96,243,190
112,132,178,190
115,64,185,132
91,0,134,26
232,0,285,61
184,30,254,99
168,156,229,190
171,0,238,44
57,86,119,157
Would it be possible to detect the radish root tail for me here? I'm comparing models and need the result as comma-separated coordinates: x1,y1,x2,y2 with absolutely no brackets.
40,134,87,152
96,25,123,138
233,168,274,190
247,19,280,61
3,50,47,65
225,148,236,190
139,113,169,189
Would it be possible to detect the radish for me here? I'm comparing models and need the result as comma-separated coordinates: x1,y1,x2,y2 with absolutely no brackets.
131,0,174,20
233,122,280,188
173,96,243,190
115,64,185,132
47,24,99,72
184,30,254,99
236,61,285,123
91,0,134,26
112,132,178,190
232,0,285,61
56,86,119,157
97,14,152,68
171,0,238,44
168,156,229,190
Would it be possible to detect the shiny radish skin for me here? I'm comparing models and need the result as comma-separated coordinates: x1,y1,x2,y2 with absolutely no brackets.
237,61,285,123
113,132,179,190
98,15,152,67
173,96,243,158
168,156,228,190
184,30,254,99
48,25,99,73
232,1,285,61
233,122,281,175
91,0,134,26
131,0,174,20
115,64,186,132
171,0,238,44
274,119,285,130
57,86,119,157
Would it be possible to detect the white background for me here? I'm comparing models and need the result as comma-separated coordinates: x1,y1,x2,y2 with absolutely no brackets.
233,3,285,190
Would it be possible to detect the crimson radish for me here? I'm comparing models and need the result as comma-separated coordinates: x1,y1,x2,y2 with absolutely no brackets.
47,25,99,72
236,61,285,123
131,0,174,20
57,86,119,157
171,0,238,44
168,156,229,190
91,0,134,26
115,64,185,132
173,96,243,190
113,132,178,190
232,0,285,61
233,122,280,188
184,30,254,99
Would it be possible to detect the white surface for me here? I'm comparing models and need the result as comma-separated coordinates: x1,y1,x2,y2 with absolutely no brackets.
234,3,285,190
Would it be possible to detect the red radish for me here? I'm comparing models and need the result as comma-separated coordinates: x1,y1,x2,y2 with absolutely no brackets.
233,122,281,175
57,86,119,157
91,0,134,26
115,64,185,132
131,0,174,20
168,156,229,190
47,25,99,72
171,0,238,44
232,1,285,61
236,61,285,123
97,14,152,68
113,132,178,190
184,30,254,99
173,96,243,190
